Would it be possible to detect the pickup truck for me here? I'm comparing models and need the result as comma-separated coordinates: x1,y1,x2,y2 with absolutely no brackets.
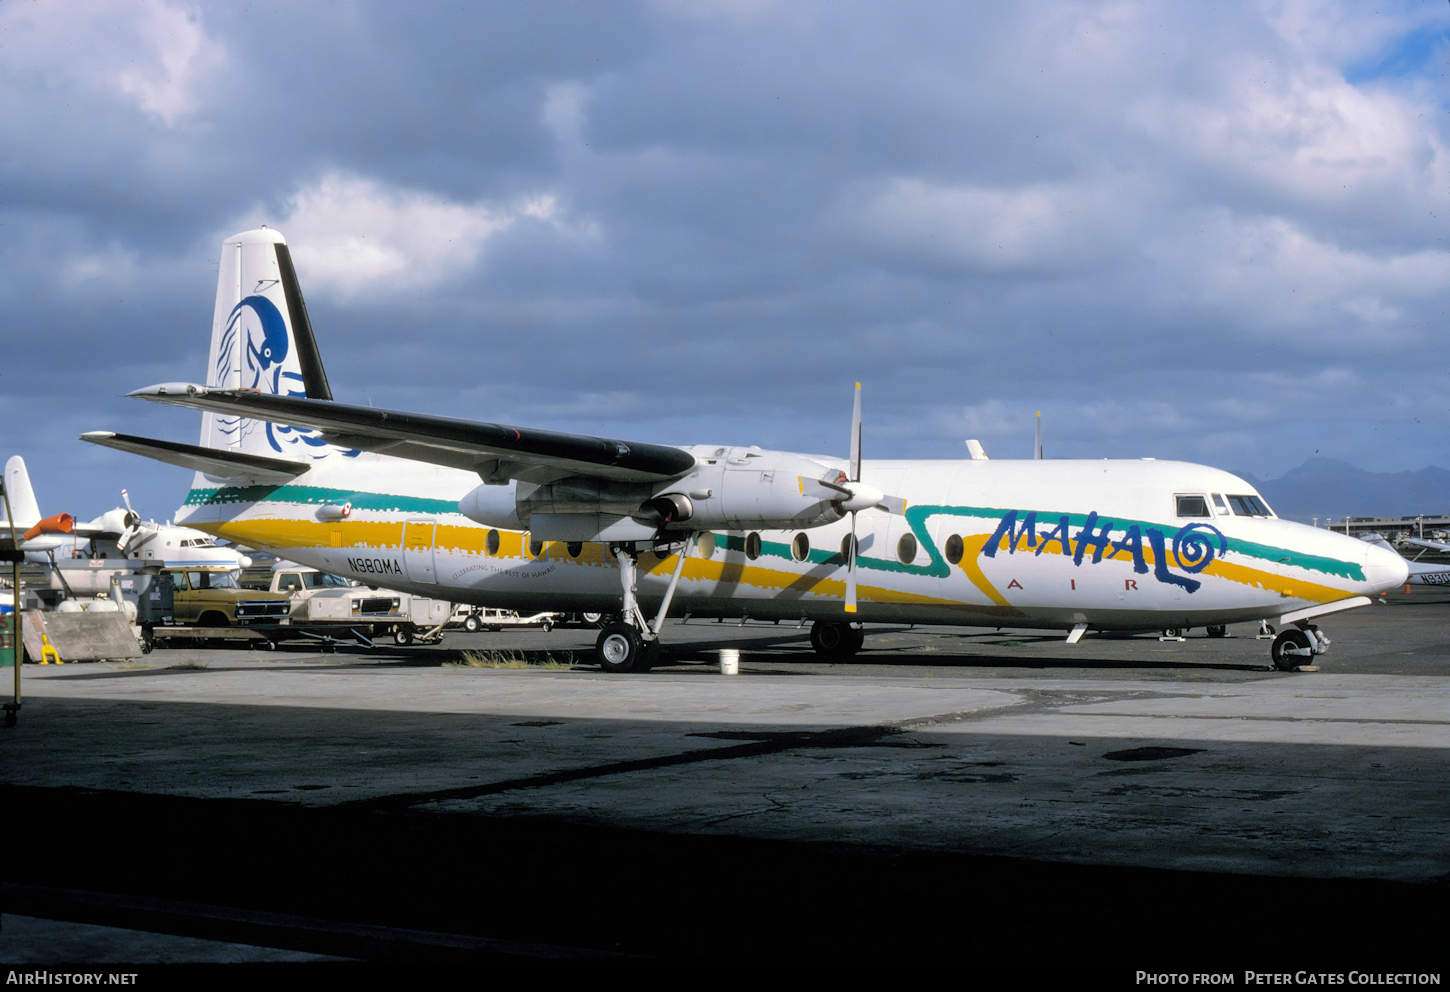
167,568,292,628
248,562,453,646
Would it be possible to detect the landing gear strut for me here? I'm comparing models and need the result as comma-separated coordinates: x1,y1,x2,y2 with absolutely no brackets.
594,536,693,673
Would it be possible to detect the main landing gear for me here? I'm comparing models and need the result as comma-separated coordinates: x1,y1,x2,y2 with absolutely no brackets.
594,537,693,673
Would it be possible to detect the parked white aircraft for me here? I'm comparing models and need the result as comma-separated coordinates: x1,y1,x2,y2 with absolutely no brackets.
0,456,250,569
83,228,1408,671
0,456,71,554
1364,535,1450,587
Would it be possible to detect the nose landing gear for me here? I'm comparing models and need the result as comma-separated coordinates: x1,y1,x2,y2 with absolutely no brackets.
1270,624,1329,671
810,620,864,659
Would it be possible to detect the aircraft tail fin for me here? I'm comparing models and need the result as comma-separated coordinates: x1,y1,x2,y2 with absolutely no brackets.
1,456,43,532
202,227,335,456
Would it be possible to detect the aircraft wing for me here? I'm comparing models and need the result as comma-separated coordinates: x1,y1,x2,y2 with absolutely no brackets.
124,384,698,484
1401,536,1450,554
81,431,310,485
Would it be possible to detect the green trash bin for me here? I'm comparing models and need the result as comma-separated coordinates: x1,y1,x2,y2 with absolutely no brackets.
0,609,14,668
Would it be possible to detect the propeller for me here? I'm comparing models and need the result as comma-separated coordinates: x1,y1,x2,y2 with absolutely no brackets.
838,383,905,613
115,489,147,553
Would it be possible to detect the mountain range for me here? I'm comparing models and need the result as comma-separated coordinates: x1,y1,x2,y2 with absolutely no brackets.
1225,458,1450,524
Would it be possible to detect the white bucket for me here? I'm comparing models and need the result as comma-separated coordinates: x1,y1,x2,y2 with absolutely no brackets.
719,648,740,675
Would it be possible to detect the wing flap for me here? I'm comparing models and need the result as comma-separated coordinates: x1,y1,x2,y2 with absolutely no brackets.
80,431,310,485
127,386,697,483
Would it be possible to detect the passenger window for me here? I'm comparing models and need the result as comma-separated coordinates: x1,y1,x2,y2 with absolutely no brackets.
1175,495,1210,518
945,534,964,566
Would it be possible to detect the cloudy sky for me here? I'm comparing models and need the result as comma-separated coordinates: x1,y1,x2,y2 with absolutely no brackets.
3,0,1449,520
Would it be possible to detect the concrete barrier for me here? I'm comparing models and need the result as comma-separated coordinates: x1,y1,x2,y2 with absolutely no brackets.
21,611,142,662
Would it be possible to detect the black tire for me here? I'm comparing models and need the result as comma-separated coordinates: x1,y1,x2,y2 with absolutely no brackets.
810,621,863,659
463,615,481,633
582,612,603,626
394,626,415,647
1162,628,1184,638
1271,628,1313,671
596,622,647,673
1206,625,1228,638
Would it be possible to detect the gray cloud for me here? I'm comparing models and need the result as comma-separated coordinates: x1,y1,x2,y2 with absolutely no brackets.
3,0,1449,519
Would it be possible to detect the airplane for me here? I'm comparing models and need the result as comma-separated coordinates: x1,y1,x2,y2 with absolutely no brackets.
1362,535,1450,587
0,456,251,569
82,227,1409,673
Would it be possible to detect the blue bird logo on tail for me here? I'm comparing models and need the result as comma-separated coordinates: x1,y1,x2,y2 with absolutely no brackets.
214,295,355,458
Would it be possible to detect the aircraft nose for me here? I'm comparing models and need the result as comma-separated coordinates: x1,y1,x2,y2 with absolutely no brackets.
1364,541,1410,594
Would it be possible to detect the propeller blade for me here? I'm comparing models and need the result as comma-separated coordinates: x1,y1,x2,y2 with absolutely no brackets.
799,473,851,501
849,382,862,483
844,513,858,613
874,495,908,515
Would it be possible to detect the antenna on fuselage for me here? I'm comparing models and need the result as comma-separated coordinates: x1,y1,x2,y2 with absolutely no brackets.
1034,411,1043,460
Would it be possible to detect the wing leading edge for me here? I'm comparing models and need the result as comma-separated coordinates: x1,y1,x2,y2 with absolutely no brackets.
124,385,699,485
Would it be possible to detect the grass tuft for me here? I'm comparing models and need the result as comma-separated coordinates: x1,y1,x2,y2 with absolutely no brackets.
447,649,576,670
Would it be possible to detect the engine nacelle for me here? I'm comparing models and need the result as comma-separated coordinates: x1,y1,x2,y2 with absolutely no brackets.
457,446,849,541
458,480,524,531
653,447,844,532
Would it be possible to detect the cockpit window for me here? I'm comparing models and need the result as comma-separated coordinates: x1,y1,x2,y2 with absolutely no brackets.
1175,495,1210,518
1226,494,1271,516
1211,493,1228,514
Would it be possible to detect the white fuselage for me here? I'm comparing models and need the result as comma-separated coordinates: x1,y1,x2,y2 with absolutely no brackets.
173,450,1404,633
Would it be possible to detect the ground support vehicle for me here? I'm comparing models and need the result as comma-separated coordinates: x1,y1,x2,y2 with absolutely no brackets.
253,563,452,647
452,607,561,633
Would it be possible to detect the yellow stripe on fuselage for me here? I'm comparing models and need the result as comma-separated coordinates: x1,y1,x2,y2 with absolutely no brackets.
198,512,1354,613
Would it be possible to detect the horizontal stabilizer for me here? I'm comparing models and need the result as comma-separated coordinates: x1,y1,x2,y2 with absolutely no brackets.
126,386,698,484
80,431,309,485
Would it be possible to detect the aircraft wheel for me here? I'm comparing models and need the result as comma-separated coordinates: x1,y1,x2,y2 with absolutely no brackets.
1206,625,1228,638
810,621,863,659
1162,627,1185,638
394,626,415,647
596,623,646,673
1270,628,1313,671
463,615,481,633
582,612,603,626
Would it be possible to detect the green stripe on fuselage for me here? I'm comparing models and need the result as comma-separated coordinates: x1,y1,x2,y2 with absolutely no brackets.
187,486,1364,582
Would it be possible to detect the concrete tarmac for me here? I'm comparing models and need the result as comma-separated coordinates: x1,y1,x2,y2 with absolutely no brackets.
2,590,1447,972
